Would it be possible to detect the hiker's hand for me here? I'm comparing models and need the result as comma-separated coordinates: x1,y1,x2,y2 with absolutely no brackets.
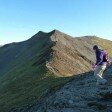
92,64,97,70
107,61,112,66
109,61,112,65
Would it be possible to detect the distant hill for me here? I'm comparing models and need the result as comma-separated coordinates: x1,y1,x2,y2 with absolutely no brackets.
0,30,112,111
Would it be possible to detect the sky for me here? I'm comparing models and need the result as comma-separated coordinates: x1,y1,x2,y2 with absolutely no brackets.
0,0,112,45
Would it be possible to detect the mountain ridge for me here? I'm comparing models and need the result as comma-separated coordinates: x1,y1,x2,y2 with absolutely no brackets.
0,30,112,111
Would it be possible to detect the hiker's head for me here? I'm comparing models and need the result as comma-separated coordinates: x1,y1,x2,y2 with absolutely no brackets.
93,45,99,52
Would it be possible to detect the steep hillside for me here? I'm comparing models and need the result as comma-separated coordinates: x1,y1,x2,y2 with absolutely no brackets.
0,30,112,111
47,31,112,76
0,30,71,112
11,66,112,112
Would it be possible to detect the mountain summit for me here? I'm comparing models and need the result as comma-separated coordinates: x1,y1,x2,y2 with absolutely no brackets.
29,29,112,77
0,30,112,111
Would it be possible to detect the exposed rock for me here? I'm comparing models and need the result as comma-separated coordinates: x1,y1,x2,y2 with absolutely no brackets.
43,71,112,112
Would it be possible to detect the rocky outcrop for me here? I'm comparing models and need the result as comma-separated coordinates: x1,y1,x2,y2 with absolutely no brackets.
42,67,112,112
35,65,112,112
10,66,112,112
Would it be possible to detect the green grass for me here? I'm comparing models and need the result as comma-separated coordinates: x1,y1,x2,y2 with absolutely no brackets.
0,36,72,112
0,63,71,111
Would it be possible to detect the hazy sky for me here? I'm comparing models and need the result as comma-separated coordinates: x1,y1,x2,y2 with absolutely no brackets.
0,0,112,45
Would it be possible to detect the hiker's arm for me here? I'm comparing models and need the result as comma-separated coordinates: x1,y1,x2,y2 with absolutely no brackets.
107,57,111,66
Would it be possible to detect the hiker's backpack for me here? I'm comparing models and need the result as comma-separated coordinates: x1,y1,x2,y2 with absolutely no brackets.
101,50,109,62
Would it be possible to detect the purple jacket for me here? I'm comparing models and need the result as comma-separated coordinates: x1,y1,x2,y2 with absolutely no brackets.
95,49,107,65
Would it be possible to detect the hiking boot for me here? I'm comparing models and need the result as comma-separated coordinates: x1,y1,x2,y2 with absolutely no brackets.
96,79,107,86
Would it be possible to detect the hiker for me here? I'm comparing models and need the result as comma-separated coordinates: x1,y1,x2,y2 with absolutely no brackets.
92,45,109,85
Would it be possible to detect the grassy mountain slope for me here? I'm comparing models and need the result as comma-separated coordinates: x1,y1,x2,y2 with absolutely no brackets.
47,31,112,76
0,31,71,111
0,30,112,111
